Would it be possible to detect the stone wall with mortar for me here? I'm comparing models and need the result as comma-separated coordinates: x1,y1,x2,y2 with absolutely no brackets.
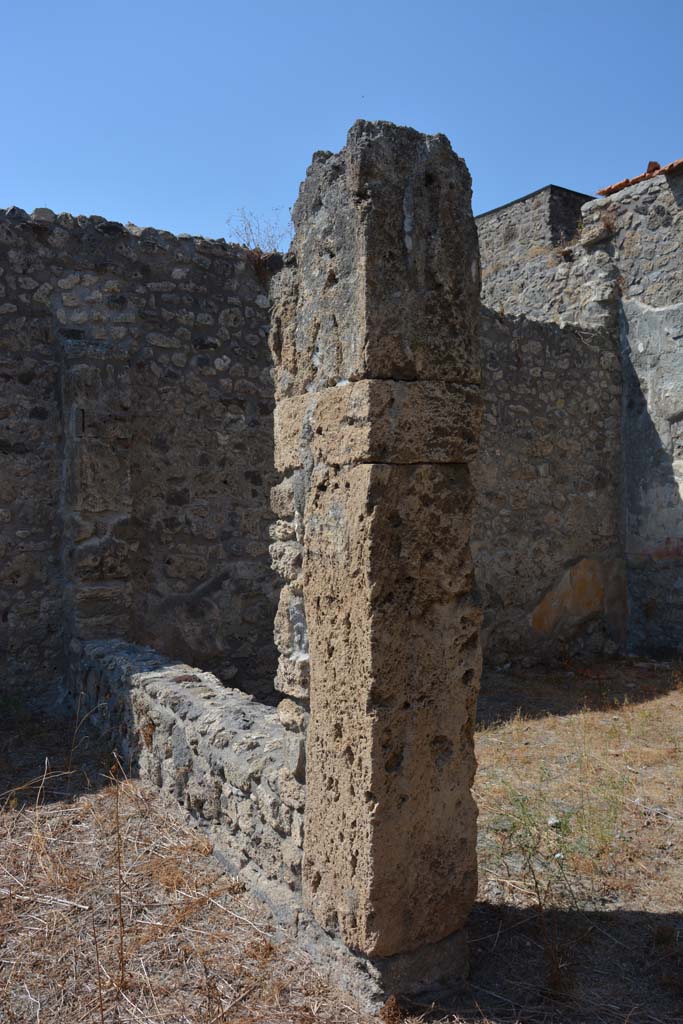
67,636,467,1008
586,173,683,655
0,207,278,699
477,168,683,657
0,213,65,701
472,310,625,664
69,639,305,921
476,185,599,324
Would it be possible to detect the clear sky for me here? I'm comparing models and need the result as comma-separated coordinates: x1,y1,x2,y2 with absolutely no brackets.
4,0,682,241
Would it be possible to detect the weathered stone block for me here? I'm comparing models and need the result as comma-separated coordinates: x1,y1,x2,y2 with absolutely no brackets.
302,462,481,957
273,583,310,697
70,581,132,637
270,121,480,399
271,477,297,518
275,655,310,699
269,539,302,582
274,380,482,473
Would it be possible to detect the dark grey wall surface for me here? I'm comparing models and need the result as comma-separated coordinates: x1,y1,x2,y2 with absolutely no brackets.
0,208,279,700
472,310,624,664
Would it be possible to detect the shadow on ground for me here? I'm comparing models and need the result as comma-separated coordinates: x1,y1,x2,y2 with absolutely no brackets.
477,657,682,728
0,697,126,806
401,901,683,1024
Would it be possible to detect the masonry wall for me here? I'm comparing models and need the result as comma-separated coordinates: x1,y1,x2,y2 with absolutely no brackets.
69,639,304,918
125,240,278,695
477,186,595,323
477,168,683,657
0,207,278,699
472,310,624,663
584,173,683,654
5,166,680,703
0,214,65,701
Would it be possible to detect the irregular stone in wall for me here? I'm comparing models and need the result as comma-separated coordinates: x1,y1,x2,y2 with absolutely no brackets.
302,462,481,957
273,583,309,698
65,439,131,515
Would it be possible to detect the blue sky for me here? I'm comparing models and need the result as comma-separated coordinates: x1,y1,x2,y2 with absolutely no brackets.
4,1,682,240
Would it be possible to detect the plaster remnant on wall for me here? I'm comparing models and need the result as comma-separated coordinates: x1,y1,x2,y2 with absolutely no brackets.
530,557,626,641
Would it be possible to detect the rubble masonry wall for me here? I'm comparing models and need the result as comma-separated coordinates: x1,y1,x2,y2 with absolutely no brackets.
476,169,683,657
473,310,624,663
0,208,278,700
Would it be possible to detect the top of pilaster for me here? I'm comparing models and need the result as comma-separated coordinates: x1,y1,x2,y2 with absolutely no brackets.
269,121,481,398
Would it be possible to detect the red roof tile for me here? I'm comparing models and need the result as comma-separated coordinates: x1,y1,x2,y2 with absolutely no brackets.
597,158,683,197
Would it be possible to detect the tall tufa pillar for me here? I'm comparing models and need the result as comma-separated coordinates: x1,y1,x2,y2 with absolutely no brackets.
269,121,483,985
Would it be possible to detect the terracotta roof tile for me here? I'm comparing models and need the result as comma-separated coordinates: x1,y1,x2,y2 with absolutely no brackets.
597,158,683,197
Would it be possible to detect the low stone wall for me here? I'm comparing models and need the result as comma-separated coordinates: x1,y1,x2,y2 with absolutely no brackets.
69,639,305,922
68,636,456,1008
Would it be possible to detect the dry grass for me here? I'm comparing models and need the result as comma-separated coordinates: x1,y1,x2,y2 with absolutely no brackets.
469,659,683,1022
476,662,683,914
0,759,370,1024
1,660,682,1023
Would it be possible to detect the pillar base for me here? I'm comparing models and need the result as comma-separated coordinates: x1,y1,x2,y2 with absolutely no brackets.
296,916,469,1013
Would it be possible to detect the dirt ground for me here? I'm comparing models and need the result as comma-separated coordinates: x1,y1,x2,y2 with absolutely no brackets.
1,658,682,1023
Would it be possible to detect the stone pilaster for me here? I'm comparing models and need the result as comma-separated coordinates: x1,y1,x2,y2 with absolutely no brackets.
269,121,482,981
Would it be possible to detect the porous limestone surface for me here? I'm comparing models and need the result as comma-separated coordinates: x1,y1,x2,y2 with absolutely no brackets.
302,462,480,957
274,380,482,473
269,120,481,398
269,120,482,972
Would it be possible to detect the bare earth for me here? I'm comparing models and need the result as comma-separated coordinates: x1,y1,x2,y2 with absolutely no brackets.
1,659,681,1023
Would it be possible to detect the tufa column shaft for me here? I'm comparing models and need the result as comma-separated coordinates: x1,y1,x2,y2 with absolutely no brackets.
269,120,482,966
